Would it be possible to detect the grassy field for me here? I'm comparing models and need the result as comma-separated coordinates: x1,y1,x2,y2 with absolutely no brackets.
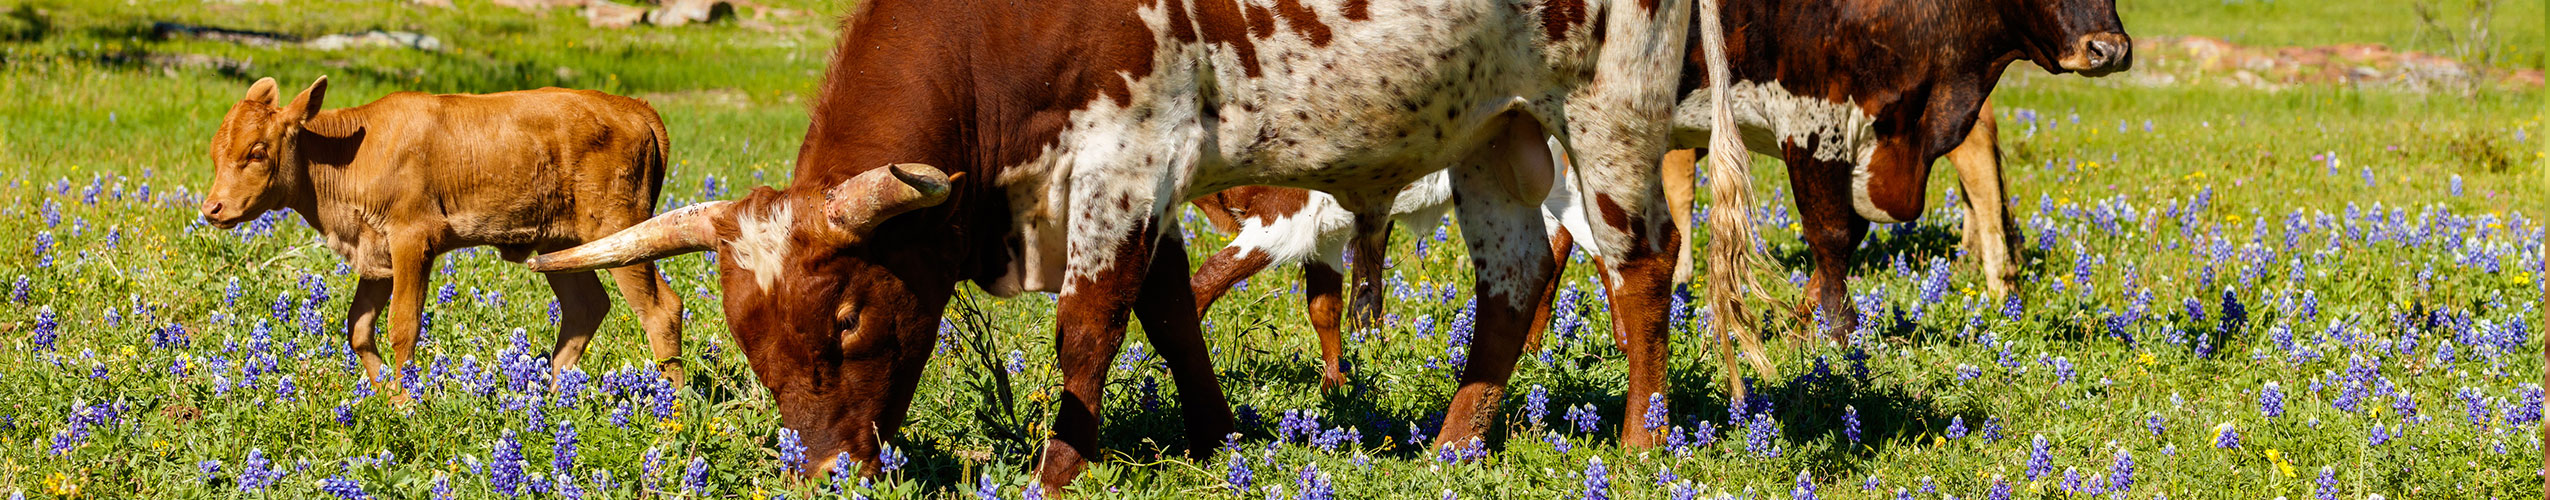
0,0,2542,498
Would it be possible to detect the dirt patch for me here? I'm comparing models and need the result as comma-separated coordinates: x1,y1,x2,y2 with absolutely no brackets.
2124,35,2543,92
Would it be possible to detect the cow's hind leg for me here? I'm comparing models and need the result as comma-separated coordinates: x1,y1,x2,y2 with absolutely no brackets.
1343,212,1391,334
1132,229,1236,455
1950,100,2021,299
545,270,610,374
1434,117,1562,448
1569,155,1679,448
1786,153,1872,341
608,264,686,382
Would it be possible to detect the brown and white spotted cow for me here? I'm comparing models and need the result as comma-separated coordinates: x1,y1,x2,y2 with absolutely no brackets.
1672,0,2132,341
529,0,1735,490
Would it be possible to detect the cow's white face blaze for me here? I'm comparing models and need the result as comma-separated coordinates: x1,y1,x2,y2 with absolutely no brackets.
202,76,329,228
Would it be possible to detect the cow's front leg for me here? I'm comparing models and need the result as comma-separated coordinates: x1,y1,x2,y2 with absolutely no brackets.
1949,101,2021,298
1130,228,1235,454
1037,228,1146,491
383,240,436,401
344,277,391,386
1435,116,1562,447
1786,151,1872,341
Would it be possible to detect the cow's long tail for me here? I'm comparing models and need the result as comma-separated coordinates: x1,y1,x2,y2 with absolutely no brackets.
1696,0,1776,381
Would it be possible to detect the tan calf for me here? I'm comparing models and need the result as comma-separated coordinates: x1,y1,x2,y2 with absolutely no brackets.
201,76,685,393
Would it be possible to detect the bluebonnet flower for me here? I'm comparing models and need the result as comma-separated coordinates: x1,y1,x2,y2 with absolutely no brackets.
29,306,56,352
1955,364,1981,382
1566,404,1599,434
492,430,528,496
975,474,1002,500
828,451,856,492
2261,382,2286,418
10,275,27,304
2368,423,2391,446
1581,457,1611,500
554,421,580,472
320,475,372,500
2457,387,2490,429
336,402,355,427
2051,357,2076,385
1545,431,1572,454
2108,449,2134,493
32,232,54,268
555,472,584,500
1792,470,1818,500
2213,422,2241,449
2510,384,2543,427
1295,463,1335,500
2314,466,2337,500
2024,435,2052,480
2058,467,2083,495
1944,416,1968,440
1006,350,1025,375
1224,440,1253,491
1644,393,1668,430
197,460,222,484
776,427,807,474
1841,406,1861,443
1746,413,1780,457
276,374,297,402
684,456,709,495
879,442,907,472
1980,416,2004,443
238,448,280,493
1985,476,2011,500
1524,385,1551,428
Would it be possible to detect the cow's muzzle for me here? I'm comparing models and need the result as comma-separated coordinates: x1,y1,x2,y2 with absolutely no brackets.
199,201,244,230
2059,32,2132,76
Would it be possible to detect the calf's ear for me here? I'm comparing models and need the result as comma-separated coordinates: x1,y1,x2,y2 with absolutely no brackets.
285,76,329,122
243,77,280,105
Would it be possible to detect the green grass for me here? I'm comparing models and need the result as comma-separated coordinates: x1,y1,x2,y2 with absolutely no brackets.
0,0,2541,498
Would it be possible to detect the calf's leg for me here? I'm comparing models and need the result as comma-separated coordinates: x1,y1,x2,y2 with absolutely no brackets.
1303,261,1348,389
1950,100,2021,299
383,242,435,401
344,277,391,384
546,270,610,374
1188,246,1273,317
609,264,687,382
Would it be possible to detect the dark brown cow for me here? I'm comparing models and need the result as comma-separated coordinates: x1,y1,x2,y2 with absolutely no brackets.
528,0,1721,490
201,77,688,391
1677,0,2131,341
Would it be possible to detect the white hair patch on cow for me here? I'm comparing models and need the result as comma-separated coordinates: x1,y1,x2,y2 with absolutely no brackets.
1672,79,1899,223
727,201,794,292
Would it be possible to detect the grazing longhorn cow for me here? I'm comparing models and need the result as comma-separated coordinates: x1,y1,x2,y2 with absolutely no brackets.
528,0,1735,489
200,77,689,391
1674,0,2132,341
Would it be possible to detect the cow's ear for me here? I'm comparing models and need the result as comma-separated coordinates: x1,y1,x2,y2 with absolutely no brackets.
823,163,956,241
243,78,280,106
284,76,328,122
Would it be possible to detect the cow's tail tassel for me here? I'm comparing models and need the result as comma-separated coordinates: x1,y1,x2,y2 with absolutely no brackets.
1696,0,1775,379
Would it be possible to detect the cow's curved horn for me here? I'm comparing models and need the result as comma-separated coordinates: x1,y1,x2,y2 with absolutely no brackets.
824,163,956,238
529,201,731,273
